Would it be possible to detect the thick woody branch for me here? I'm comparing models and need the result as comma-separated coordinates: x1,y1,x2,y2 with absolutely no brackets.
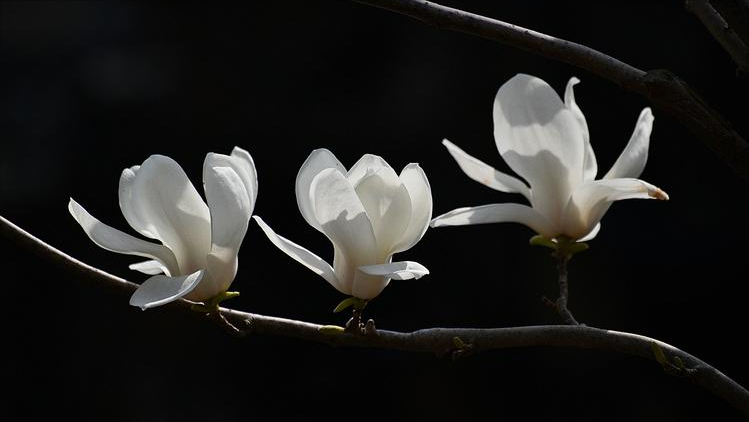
686,0,749,73
2,214,748,415
353,0,749,183
709,0,749,46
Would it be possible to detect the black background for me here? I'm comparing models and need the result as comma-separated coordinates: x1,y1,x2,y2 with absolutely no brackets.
1,1,747,420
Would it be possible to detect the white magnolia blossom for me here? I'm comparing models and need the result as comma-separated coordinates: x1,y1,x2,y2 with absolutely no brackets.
254,149,432,300
431,74,668,241
69,147,257,309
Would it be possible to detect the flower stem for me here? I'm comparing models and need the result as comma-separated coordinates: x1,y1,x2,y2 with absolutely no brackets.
554,252,580,325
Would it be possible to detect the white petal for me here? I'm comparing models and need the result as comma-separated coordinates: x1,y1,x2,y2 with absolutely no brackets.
493,74,585,226
202,166,251,294
430,203,557,238
129,269,205,310
129,260,168,275
564,77,597,181
354,167,412,257
562,178,668,239
204,166,251,257
295,149,347,233
358,261,429,280
442,139,531,201
604,108,654,180
203,147,258,215
253,216,340,291
391,163,433,253
578,223,601,242
69,198,179,274
118,155,211,274
346,154,391,187
311,168,378,292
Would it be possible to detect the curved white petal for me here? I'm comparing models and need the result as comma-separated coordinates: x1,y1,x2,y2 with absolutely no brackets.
118,155,211,274
69,198,180,274
578,222,601,242
311,168,378,293
201,166,251,297
346,154,391,187
129,269,205,310
604,108,654,180
442,139,531,201
391,163,433,253
203,147,258,215
351,269,389,300
562,178,668,239
430,203,557,238
204,166,251,258
354,167,412,257
295,149,347,233
494,74,585,226
564,77,597,181
358,261,429,280
129,260,168,276
253,216,340,291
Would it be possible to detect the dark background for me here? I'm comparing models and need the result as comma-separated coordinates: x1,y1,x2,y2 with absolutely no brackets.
1,1,747,420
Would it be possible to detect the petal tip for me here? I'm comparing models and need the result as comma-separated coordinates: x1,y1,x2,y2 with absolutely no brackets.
649,187,669,201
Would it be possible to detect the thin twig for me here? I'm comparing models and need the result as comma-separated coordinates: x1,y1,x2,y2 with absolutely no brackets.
352,0,749,183
686,0,749,73
2,214,748,415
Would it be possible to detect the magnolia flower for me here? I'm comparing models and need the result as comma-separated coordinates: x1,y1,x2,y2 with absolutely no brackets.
254,149,432,300
431,74,668,242
69,147,257,309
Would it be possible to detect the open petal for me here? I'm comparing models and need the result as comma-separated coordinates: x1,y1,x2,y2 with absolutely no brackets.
118,155,211,274
391,163,433,253
604,108,654,180
358,261,429,280
346,154,391,187
311,168,378,292
442,139,531,201
430,202,557,238
129,260,168,275
354,167,412,257
203,147,258,214
562,178,668,239
564,77,597,181
253,216,340,291
494,74,585,225
295,149,347,233
129,269,205,310
69,198,179,274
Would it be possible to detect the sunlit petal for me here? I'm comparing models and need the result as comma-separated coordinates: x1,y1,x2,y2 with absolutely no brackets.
129,260,168,276
564,77,597,181
563,178,668,239
295,148,346,233
442,139,531,201
431,202,557,238
69,198,179,274
354,167,412,256
253,216,340,292
494,74,585,225
391,163,433,253
129,270,205,310
117,155,211,274
604,108,654,180
358,260,429,280
346,154,391,187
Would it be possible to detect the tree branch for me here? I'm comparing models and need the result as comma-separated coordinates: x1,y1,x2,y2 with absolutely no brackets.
2,214,748,415
709,0,749,47
686,0,749,74
352,0,749,183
